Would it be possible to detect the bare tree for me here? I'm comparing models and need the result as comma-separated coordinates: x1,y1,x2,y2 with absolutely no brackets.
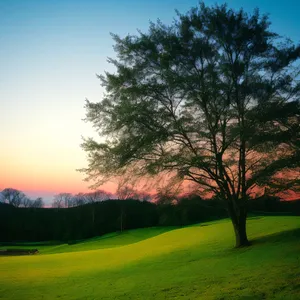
116,185,138,201
84,190,112,203
52,193,72,208
72,193,88,206
31,197,44,208
115,174,140,201
135,191,152,202
1,188,26,207
22,197,33,208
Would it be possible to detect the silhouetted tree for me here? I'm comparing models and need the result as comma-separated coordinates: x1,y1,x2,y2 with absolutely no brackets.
31,197,44,208
81,3,300,247
135,191,152,202
22,197,44,208
72,193,88,206
85,190,112,203
154,177,183,205
116,185,137,201
52,193,69,208
1,188,26,207
22,197,33,208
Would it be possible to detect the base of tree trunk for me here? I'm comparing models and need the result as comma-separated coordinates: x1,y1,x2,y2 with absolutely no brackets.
235,239,251,248
234,226,250,248
232,215,250,248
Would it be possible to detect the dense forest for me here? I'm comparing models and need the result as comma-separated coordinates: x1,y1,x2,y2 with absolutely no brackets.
1,196,299,243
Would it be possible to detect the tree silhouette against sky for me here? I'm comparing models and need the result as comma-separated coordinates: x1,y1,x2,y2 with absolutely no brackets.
81,2,300,247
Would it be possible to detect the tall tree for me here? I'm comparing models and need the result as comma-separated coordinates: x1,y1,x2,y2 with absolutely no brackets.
81,3,300,247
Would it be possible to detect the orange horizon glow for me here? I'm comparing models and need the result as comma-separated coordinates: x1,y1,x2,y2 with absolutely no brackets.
1,162,117,199
1,163,299,201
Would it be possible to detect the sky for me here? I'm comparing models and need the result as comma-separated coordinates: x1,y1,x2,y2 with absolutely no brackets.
1,0,300,204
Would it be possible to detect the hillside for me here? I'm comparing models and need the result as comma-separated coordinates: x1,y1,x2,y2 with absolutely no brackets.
0,216,300,299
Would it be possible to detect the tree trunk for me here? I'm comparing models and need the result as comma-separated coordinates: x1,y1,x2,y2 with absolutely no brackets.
92,208,95,226
228,200,250,247
120,205,125,232
120,209,123,232
232,213,249,247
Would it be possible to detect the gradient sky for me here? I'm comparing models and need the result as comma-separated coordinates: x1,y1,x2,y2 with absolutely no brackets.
1,0,300,203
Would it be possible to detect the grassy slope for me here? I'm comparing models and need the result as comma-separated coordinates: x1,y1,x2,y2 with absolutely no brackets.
0,216,299,299
0,227,177,254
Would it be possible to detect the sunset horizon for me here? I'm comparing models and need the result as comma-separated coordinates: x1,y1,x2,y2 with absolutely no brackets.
1,0,299,204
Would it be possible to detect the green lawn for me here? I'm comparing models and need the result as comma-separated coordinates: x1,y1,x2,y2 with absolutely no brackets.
0,216,299,299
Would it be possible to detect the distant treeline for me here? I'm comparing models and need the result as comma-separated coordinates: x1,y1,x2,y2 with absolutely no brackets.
1,195,299,242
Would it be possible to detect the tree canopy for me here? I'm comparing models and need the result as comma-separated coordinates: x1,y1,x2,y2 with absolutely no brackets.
81,2,300,247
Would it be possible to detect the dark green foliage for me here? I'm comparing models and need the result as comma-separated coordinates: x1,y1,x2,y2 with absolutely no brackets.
157,196,227,226
0,200,158,242
248,196,300,214
1,198,299,243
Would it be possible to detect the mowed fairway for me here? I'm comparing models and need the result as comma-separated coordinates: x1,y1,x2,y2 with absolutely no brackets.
0,217,300,300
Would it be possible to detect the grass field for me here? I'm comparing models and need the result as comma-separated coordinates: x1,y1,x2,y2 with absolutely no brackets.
0,216,299,299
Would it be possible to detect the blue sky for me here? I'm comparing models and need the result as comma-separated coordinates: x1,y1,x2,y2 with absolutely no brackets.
0,0,299,203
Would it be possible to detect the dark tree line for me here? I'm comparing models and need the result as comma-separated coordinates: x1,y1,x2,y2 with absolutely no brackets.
51,189,151,208
0,199,157,242
51,190,113,208
1,195,299,243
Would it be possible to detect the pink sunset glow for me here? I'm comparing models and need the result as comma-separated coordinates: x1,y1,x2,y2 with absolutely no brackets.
1,0,299,204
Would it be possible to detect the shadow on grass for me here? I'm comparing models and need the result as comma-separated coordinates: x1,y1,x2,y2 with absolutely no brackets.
67,226,179,246
251,228,300,245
